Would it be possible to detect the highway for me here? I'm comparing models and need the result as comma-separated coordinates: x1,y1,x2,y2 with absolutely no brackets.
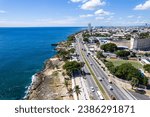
75,33,136,100
75,35,100,100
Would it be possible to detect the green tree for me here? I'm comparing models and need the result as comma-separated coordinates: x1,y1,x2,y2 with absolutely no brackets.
143,64,150,73
57,49,70,61
83,37,89,43
67,35,75,42
115,63,142,81
142,77,149,86
131,77,139,89
69,48,75,54
74,85,81,100
139,32,150,39
115,50,130,58
105,61,115,74
101,43,118,53
82,33,90,38
96,51,105,59
63,61,82,76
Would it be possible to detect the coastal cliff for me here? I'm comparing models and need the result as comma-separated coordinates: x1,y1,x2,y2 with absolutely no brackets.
25,34,76,100
25,56,73,100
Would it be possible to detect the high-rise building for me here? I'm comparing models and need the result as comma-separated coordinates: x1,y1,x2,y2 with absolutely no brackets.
88,23,92,33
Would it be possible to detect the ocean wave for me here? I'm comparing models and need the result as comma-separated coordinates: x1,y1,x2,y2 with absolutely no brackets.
23,74,37,99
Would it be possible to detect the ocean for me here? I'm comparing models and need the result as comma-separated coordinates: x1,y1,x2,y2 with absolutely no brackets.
0,27,84,100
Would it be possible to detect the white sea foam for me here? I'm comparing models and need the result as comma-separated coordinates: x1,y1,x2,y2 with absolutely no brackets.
23,74,37,99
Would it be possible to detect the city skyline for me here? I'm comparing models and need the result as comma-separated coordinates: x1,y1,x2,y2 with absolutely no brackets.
0,0,150,27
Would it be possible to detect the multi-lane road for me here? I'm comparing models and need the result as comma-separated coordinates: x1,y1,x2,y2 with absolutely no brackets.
75,35,100,100
75,33,137,100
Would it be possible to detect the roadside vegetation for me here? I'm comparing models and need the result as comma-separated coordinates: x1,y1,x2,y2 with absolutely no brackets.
74,85,81,100
104,60,148,86
143,64,150,73
83,37,89,43
56,35,76,61
57,49,71,61
139,32,150,39
101,43,118,53
115,50,130,58
63,61,83,76
96,51,105,59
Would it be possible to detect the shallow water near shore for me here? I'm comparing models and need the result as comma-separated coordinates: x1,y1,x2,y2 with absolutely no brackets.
0,27,84,100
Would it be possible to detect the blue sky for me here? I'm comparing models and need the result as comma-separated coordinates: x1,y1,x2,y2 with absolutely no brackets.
0,0,150,27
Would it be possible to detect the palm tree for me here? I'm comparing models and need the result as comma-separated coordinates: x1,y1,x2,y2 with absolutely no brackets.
64,80,69,90
74,85,81,100
131,77,139,89
67,88,73,98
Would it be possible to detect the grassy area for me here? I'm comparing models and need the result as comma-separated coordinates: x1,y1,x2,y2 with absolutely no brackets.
107,59,143,69
81,51,110,100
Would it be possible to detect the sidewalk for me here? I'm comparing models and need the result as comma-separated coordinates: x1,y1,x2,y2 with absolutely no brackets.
74,76,90,100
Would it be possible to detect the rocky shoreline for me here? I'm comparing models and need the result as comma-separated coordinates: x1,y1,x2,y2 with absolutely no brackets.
24,33,77,100
25,55,73,100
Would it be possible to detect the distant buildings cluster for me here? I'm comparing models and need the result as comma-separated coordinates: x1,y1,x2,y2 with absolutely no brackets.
87,23,150,51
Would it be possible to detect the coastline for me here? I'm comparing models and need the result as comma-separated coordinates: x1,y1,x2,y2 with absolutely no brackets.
25,44,73,100
24,32,80,100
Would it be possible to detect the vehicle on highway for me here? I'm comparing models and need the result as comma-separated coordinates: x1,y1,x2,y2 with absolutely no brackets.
111,95,116,100
90,87,95,92
98,77,103,81
135,88,146,94
90,63,93,65
87,51,91,55
108,79,112,84
97,91,104,100
108,85,113,90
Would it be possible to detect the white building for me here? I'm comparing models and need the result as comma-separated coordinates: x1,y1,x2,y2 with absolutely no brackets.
130,36,150,50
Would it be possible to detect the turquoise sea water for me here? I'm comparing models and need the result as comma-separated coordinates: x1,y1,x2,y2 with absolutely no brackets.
0,27,84,100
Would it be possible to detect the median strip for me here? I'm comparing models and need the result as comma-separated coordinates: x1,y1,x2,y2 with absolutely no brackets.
80,51,110,100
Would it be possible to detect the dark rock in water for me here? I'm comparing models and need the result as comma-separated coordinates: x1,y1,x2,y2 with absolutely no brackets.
51,43,58,46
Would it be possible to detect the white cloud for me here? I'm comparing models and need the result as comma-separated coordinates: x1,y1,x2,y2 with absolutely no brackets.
134,0,150,10
0,10,6,14
95,17,104,20
95,9,112,16
81,0,105,10
80,14,93,18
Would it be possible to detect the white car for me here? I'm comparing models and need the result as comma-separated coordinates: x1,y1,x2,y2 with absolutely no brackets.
108,85,113,90
98,77,103,81
90,87,95,92
108,79,112,84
